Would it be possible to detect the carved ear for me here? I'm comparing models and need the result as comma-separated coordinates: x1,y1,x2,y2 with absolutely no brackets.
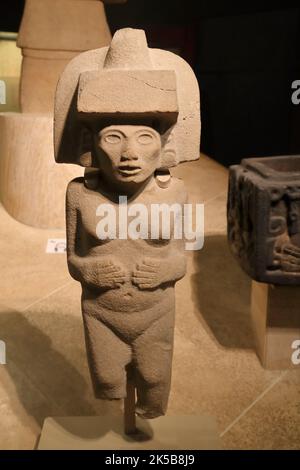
78,126,93,167
159,129,178,169
160,148,177,168
79,153,92,167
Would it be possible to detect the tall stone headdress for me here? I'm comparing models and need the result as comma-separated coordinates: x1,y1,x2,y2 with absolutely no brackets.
54,28,201,169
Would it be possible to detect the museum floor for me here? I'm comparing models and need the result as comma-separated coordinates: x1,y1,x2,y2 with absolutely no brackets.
0,154,299,450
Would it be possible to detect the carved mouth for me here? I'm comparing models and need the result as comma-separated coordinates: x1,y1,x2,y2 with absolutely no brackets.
118,165,142,176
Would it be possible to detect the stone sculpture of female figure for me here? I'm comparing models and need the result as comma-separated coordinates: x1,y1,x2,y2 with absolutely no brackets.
54,28,200,421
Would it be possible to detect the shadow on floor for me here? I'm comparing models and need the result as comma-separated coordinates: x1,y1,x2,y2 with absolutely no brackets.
0,309,123,441
191,234,255,349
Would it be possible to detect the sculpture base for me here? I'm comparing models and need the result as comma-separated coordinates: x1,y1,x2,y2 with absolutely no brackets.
251,281,300,369
38,415,221,450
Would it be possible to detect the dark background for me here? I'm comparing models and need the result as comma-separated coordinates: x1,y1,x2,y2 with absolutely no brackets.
1,0,300,167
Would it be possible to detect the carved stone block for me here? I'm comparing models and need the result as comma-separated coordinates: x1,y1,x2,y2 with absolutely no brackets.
227,155,300,285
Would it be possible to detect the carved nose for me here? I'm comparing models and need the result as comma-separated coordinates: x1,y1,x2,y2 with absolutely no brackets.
121,142,139,161
121,153,138,161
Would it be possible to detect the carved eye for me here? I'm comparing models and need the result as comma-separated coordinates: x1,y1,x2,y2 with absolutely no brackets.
137,133,154,145
103,133,122,144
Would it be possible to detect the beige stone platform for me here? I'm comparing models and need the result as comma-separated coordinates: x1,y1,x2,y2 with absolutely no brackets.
251,281,300,370
0,155,299,450
0,113,82,229
38,415,221,450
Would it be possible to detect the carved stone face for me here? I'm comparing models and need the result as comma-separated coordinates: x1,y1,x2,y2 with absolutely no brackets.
94,125,162,185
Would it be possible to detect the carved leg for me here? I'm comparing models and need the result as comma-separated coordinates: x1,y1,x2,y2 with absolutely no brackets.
82,313,132,399
133,308,175,419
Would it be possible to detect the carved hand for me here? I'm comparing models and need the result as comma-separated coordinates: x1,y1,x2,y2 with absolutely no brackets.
68,256,128,290
132,257,166,290
94,258,128,289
